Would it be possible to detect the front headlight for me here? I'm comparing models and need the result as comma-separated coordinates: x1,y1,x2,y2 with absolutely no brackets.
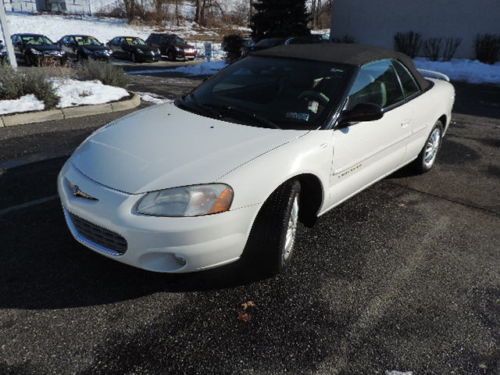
137,49,144,54
30,48,42,55
136,184,233,217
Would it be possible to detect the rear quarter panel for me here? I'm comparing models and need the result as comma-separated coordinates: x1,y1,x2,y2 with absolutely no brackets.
406,79,455,159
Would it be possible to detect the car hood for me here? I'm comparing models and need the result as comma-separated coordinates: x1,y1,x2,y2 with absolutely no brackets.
134,45,155,53
79,45,108,52
71,103,308,194
29,44,60,52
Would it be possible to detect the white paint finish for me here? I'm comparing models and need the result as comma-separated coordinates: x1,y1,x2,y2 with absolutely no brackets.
58,162,259,273
71,103,308,195
331,0,500,59
59,79,455,273
328,104,409,207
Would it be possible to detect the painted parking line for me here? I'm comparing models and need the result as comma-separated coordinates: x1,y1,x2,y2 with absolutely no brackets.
0,195,58,217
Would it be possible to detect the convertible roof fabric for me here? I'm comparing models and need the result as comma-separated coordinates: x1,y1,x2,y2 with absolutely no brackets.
253,43,430,90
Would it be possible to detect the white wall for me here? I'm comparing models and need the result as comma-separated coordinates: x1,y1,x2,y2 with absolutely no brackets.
331,0,500,59
6,0,38,13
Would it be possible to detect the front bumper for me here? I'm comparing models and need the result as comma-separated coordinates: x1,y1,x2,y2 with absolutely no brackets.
138,54,160,62
58,162,258,273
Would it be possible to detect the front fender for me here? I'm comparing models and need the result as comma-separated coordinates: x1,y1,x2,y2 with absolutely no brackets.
219,130,332,212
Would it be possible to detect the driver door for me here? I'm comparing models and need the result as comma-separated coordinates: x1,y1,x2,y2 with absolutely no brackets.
61,36,77,59
327,59,410,207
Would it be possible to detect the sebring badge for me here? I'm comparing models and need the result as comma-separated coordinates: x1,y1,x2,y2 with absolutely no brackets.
70,182,98,201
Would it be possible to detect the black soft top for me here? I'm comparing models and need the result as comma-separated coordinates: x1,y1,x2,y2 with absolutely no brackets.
253,43,430,90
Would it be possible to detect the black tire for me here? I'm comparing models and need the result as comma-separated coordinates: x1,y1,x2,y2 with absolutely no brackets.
411,120,444,174
167,50,175,61
25,53,36,66
243,180,301,276
130,52,137,63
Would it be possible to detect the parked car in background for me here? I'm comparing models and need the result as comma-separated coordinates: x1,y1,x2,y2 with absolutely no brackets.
107,36,160,63
58,35,112,62
0,40,7,63
11,33,66,66
242,35,325,56
146,33,197,61
58,44,454,275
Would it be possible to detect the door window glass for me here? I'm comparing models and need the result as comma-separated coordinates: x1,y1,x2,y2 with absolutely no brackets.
393,60,421,98
347,60,405,110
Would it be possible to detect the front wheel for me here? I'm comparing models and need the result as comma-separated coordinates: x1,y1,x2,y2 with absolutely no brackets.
411,121,444,173
243,180,301,275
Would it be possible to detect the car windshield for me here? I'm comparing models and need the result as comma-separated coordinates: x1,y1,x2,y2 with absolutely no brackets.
125,37,146,46
22,35,53,45
174,36,186,45
177,56,354,130
75,36,101,46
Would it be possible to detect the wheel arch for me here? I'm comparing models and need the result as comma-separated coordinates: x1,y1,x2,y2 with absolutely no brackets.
258,173,324,228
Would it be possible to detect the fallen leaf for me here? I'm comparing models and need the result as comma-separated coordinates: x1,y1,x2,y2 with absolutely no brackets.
241,300,256,310
237,312,252,323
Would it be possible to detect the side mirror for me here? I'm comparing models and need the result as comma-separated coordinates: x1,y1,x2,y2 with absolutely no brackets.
338,103,383,128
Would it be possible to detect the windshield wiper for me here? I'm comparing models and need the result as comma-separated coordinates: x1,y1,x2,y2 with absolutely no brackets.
178,94,222,119
203,103,281,129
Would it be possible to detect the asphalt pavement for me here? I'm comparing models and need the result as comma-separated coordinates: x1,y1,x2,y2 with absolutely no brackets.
0,78,499,374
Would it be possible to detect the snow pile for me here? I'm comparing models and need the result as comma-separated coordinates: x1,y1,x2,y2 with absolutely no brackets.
385,371,413,375
0,79,129,115
0,94,45,115
414,58,500,84
52,78,129,108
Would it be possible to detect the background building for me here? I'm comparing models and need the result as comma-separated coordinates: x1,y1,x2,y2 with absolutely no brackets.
331,0,500,59
3,0,118,15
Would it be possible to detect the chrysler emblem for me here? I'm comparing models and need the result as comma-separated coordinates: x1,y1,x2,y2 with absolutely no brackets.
71,183,98,201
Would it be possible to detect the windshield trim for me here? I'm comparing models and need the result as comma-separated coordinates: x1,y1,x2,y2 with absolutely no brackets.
179,56,355,130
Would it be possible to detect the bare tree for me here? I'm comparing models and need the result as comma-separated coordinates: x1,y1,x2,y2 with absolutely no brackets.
153,0,168,24
123,0,137,22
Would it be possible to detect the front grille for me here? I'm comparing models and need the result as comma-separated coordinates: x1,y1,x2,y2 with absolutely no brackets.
69,213,127,255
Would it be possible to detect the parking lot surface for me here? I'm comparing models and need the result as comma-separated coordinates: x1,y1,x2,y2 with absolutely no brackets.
0,79,499,374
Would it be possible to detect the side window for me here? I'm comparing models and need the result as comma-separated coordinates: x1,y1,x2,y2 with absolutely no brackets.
347,60,405,110
392,60,421,98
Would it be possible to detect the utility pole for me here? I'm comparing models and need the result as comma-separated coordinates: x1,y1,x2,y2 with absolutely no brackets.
0,1,17,69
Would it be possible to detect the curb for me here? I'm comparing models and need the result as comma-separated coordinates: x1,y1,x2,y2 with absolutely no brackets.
0,94,141,127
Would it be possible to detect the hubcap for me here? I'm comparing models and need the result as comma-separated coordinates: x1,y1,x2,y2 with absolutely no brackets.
423,128,441,168
284,196,299,261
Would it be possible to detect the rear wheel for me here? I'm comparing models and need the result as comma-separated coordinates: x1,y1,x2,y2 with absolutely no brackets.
411,121,444,173
243,180,301,275
25,53,37,66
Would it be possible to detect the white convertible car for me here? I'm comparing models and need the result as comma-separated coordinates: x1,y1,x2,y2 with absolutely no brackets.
58,44,455,274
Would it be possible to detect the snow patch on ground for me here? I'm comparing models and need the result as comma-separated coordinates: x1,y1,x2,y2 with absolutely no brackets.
385,371,413,375
52,79,129,108
0,94,45,115
414,58,500,84
1,79,129,115
136,92,174,105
